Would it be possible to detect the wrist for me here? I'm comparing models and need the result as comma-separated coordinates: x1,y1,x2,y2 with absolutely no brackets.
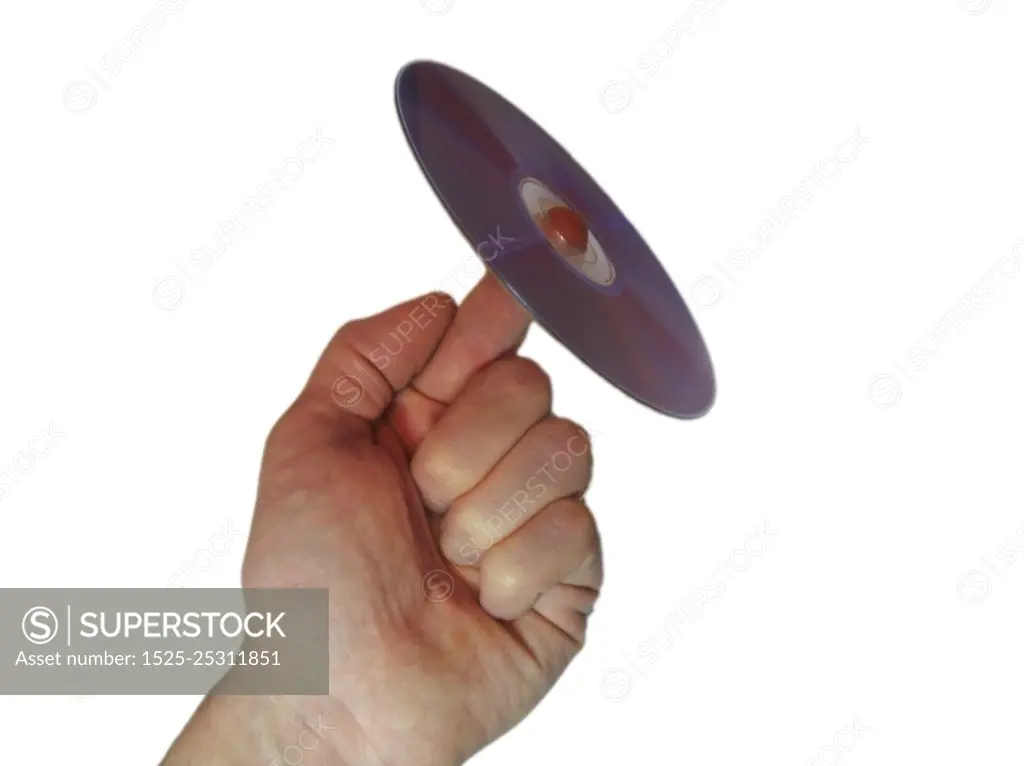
162,674,352,766
162,669,468,766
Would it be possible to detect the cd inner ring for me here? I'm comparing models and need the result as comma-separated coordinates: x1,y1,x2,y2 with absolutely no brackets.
516,176,617,287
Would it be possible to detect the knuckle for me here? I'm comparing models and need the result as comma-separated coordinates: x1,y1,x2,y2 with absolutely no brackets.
324,321,360,362
481,556,523,600
335,318,362,343
265,413,289,451
264,405,303,456
570,422,592,451
447,512,493,556
410,445,445,488
411,443,468,505
535,418,591,464
552,499,597,545
332,320,377,368
491,357,551,406
565,422,592,462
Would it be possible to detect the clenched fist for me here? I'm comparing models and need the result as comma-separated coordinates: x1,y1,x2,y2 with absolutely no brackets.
164,273,603,766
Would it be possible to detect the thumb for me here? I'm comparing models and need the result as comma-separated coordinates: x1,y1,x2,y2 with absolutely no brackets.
299,291,457,437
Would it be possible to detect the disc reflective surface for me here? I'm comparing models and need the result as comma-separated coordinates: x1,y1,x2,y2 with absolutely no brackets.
395,60,715,418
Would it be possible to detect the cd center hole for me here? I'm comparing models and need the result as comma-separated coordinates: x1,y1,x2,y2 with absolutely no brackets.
537,204,590,257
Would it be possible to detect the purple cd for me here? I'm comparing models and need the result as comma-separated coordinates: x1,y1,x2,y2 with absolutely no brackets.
395,60,715,419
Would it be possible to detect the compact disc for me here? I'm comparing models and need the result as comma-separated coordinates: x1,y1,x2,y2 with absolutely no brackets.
394,60,715,418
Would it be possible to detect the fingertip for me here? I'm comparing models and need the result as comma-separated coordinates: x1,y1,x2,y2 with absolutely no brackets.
412,272,533,404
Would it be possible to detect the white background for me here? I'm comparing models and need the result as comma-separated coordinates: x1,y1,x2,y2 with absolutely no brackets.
1,0,1022,762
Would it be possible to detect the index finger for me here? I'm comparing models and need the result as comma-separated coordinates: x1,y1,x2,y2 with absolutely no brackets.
412,270,533,404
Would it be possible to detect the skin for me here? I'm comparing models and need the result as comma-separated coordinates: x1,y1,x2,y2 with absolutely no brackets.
162,272,603,766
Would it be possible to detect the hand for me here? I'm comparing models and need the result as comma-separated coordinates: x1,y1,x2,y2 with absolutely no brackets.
163,273,603,766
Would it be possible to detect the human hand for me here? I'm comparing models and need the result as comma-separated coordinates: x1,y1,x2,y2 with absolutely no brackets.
163,273,602,766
